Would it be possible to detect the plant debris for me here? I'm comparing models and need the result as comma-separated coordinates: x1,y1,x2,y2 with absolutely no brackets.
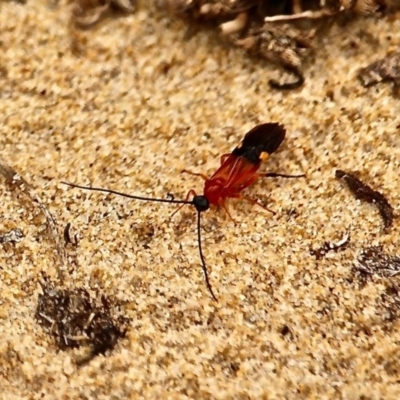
0,228,24,244
235,24,313,90
0,159,68,279
66,0,400,87
310,229,350,260
156,0,317,89
355,245,400,277
154,0,396,89
35,278,129,365
63,222,79,246
358,52,400,96
335,169,394,231
71,0,136,27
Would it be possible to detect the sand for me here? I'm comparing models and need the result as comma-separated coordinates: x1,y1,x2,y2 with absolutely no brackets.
1,1,400,399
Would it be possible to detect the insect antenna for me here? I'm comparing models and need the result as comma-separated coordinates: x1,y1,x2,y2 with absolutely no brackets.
195,210,217,302
61,182,194,206
62,182,217,301
263,172,306,179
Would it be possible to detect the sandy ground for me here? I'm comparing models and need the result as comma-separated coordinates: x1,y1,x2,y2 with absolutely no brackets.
1,1,400,399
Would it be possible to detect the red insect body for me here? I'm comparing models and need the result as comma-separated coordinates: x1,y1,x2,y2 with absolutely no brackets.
183,122,289,218
204,154,263,206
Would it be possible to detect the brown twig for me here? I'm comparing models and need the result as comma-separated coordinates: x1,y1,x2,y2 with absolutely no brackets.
264,8,334,22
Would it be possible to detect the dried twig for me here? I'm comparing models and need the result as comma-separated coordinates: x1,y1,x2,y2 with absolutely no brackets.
264,8,334,22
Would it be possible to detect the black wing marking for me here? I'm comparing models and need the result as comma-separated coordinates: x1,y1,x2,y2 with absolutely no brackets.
231,123,286,164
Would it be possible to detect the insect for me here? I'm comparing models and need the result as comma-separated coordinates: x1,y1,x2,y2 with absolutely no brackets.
63,123,304,301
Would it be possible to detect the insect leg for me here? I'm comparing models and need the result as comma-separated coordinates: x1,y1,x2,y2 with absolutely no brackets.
168,189,197,220
182,169,209,181
221,201,238,224
235,194,276,215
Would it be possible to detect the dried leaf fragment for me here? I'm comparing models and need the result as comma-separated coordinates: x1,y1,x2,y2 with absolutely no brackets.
356,246,400,277
335,169,394,231
357,52,400,95
0,228,24,244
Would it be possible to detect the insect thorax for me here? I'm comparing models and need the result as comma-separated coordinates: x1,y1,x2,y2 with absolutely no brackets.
204,178,229,206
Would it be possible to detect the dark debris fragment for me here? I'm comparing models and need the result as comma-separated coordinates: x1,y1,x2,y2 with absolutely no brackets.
335,170,393,231
155,0,397,90
358,52,400,95
355,245,400,277
72,0,136,27
156,0,315,89
310,230,350,260
0,228,24,244
35,278,129,365
63,222,79,246
235,24,312,90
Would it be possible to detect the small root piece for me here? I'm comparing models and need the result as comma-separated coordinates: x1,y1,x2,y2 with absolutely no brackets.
264,8,334,22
